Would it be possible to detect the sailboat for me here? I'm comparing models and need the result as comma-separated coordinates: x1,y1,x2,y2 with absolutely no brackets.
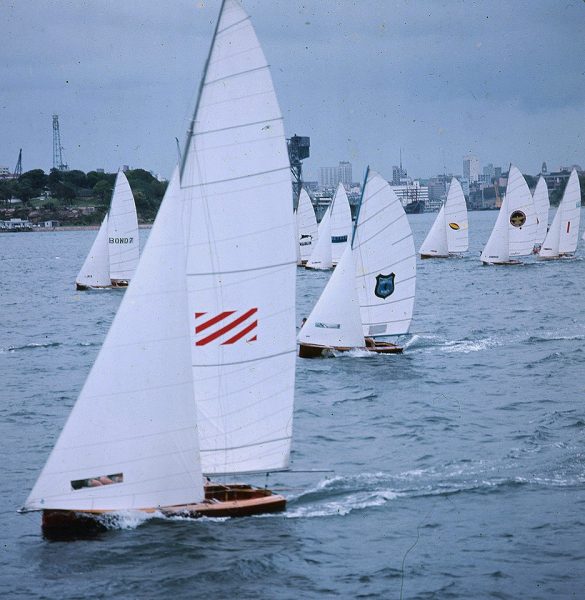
23,0,296,536
329,182,353,265
419,177,468,258
296,187,318,265
538,169,581,260
480,165,538,265
532,175,550,251
299,169,416,357
75,170,139,290
305,203,333,270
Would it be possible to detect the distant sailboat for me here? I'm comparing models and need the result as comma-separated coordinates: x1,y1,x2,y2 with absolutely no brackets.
299,169,416,357
75,215,111,289
108,171,139,287
480,165,538,265
75,170,139,290
24,0,295,537
296,188,318,265
305,203,333,270
419,177,468,258
329,182,353,265
532,175,550,250
539,169,581,260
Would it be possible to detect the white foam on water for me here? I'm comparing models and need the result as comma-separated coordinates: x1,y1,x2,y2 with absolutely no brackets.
98,509,162,530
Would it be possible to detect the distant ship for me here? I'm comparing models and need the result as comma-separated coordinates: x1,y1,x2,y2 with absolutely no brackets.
404,199,425,214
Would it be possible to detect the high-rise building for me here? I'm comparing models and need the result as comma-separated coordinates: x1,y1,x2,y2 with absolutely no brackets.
338,161,352,186
463,155,480,183
319,161,353,188
392,165,408,186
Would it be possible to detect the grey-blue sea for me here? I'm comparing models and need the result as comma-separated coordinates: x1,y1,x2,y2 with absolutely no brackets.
1,210,584,599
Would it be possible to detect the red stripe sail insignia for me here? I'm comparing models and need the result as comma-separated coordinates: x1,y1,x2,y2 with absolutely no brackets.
194,309,258,346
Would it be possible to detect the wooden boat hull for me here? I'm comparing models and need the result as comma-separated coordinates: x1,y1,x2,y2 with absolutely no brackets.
481,260,522,266
537,253,576,261
75,283,111,291
41,484,285,538
110,280,129,288
420,253,449,259
299,341,403,358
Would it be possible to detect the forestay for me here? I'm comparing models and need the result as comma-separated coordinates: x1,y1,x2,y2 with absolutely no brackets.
532,176,550,246
353,170,416,337
330,183,353,265
306,205,333,269
181,0,296,475
108,170,139,282
296,188,318,263
24,171,205,512
75,215,111,288
298,245,364,348
540,169,581,257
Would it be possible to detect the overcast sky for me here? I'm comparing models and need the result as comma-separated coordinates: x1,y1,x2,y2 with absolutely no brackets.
1,0,584,182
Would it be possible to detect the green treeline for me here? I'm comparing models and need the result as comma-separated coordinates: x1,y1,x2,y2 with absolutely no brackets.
0,168,168,224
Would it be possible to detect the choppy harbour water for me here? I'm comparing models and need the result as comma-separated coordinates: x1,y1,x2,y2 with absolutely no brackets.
1,210,585,599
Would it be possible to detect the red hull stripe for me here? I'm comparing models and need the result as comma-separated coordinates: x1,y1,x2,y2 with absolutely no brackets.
196,308,258,346
222,320,257,345
195,310,235,334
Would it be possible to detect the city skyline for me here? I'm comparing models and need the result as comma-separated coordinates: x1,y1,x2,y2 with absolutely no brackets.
1,1,583,180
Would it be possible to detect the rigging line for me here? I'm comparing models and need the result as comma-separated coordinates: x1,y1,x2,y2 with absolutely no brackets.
205,64,269,87
200,436,292,454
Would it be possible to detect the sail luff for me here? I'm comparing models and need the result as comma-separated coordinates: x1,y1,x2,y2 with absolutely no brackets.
306,205,333,269
532,176,550,246
444,178,468,253
419,203,448,257
296,188,318,263
329,182,353,264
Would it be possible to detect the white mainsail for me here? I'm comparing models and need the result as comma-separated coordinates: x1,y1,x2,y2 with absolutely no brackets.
532,176,550,246
296,188,318,264
306,205,333,270
181,0,296,475
108,170,139,283
540,169,581,258
298,244,364,348
480,165,537,263
330,182,353,265
353,170,416,337
444,178,468,253
75,215,111,288
24,171,205,512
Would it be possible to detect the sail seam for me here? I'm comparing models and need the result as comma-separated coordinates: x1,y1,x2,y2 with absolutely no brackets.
216,15,250,35
186,259,297,276
182,165,290,189
204,64,269,87
361,293,415,308
192,348,296,367
200,436,291,453
194,117,282,138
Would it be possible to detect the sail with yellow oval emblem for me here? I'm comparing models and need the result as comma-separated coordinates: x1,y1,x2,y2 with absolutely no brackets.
419,178,468,257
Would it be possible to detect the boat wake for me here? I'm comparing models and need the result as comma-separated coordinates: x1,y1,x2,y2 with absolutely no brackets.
2,341,62,353
404,333,503,354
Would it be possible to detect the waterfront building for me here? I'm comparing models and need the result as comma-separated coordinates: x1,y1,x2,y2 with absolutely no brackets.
0,166,10,178
319,161,353,189
389,181,429,211
338,161,352,186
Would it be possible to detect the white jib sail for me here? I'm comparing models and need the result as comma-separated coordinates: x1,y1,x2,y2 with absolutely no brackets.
24,170,205,512
541,169,581,257
507,165,538,257
445,178,469,253
532,176,550,246
297,188,318,263
298,244,364,348
75,215,111,288
181,0,296,475
330,182,353,265
480,193,510,263
353,170,416,337
306,204,333,269
108,170,139,282
419,204,448,257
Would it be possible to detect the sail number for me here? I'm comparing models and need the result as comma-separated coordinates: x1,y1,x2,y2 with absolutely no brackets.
109,237,134,244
